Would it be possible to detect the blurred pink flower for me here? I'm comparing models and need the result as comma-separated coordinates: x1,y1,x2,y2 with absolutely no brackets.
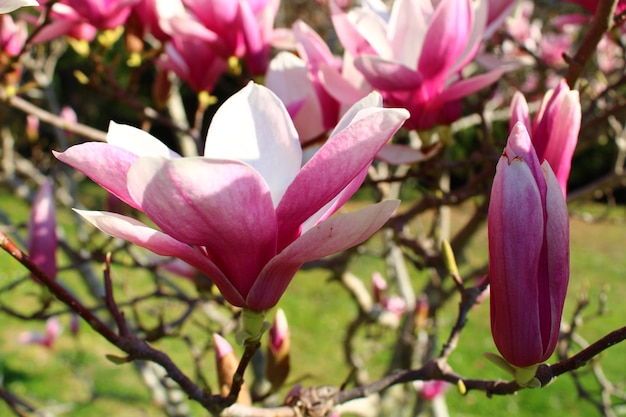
266,20,347,145
19,317,62,348
56,0,139,29
28,179,57,281
30,1,97,42
55,83,408,310
0,14,27,56
488,123,569,368
158,35,228,93
415,380,448,400
169,0,279,75
371,272,406,319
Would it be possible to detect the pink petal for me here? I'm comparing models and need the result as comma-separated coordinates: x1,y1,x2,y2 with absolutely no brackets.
204,83,301,206
541,161,570,358
293,20,336,72
437,67,506,103
265,52,326,144
330,1,381,56
75,209,245,306
53,143,142,210
376,143,428,165
488,153,545,367
318,61,369,106
127,156,278,297
355,55,423,90
417,0,472,81
388,0,428,67
275,106,409,245
509,91,531,134
248,200,400,309
106,121,180,158
330,90,382,135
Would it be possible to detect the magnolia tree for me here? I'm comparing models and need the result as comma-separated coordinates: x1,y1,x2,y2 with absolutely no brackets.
0,0,625,416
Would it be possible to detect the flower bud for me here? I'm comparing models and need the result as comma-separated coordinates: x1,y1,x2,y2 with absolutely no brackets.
213,333,252,405
265,308,290,391
488,123,569,370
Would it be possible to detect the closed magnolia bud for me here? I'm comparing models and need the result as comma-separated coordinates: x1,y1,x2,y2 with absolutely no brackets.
213,333,252,405
488,123,569,370
265,308,290,391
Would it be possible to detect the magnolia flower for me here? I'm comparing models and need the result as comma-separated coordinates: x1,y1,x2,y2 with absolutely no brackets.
158,34,228,93
168,0,279,75
28,179,57,281
0,14,27,56
30,1,97,42
331,0,506,130
488,123,569,379
510,80,581,197
55,83,409,312
53,0,139,29
0,0,38,14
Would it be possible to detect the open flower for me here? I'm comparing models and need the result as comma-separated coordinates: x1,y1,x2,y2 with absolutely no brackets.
331,0,506,130
488,122,569,375
55,82,408,311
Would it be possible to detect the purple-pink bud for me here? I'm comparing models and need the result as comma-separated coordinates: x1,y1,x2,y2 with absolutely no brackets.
28,179,57,281
268,308,289,355
488,123,569,368
510,80,581,197
266,308,290,391
371,272,387,304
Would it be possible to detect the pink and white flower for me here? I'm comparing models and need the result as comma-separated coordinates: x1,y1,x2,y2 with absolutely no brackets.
55,82,408,310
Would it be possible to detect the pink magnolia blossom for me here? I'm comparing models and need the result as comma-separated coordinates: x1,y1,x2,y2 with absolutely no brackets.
170,0,279,75
53,0,139,29
54,83,409,310
28,179,57,281
488,123,569,369
158,35,228,93
510,80,581,197
0,0,37,13
331,0,506,130
265,20,347,145
0,14,27,56
30,1,97,42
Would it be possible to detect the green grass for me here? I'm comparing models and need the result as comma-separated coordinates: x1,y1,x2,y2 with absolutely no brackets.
0,190,625,416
